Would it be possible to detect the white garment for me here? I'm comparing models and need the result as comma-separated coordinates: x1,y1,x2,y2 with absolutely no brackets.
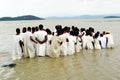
26,31,35,58
59,33,68,56
100,36,107,49
32,32,38,55
20,32,28,58
94,37,101,49
12,35,23,60
67,35,76,55
82,35,94,49
46,34,53,56
36,30,47,56
75,37,82,52
49,36,62,58
105,34,114,48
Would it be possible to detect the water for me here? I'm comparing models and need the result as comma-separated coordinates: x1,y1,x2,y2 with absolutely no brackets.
0,19,120,80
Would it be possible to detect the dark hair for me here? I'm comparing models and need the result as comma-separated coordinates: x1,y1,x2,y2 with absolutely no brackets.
55,25,62,30
57,29,63,36
80,28,85,32
39,24,43,30
93,31,100,39
16,28,20,34
46,28,52,35
70,31,74,36
35,26,39,31
32,27,35,33
86,29,91,36
22,27,26,33
100,33,103,37
27,27,31,31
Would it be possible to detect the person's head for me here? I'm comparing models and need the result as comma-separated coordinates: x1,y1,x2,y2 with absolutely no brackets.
55,25,62,31
86,29,90,36
46,28,52,35
16,28,20,35
66,27,70,32
57,29,63,36
103,31,106,35
35,26,39,31
100,33,103,37
39,24,43,30
80,28,85,32
63,26,68,33
72,26,75,30
32,27,35,33
22,27,26,33
70,31,74,36
94,31,100,39
27,27,31,31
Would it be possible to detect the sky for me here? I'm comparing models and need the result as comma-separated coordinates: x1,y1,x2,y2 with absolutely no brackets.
0,0,120,18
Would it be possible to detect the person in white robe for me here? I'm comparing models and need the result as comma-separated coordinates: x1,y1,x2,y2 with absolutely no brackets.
99,33,107,49
31,27,38,57
35,24,47,57
45,28,53,56
82,30,94,49
12,28,23,60
49,30,63,58
75,36,82,52
26,27,37,58
105,32,114,48
67,31,76,55
93,32,101,49
20,27,28,58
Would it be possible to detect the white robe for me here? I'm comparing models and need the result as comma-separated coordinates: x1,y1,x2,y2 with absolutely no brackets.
26,31,35,58
49,36,62,58
82,35,94,49
46,34,53,56
67,35,76,55
105,34,114,48
32,32,38,56
36,30,47,56
75,37,82,52
94,37,101,49
12,35,23,60
59,33,68,56
21,32,28,58
100,36,107,49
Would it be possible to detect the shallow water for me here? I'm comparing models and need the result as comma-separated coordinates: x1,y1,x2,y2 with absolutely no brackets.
0,19,120,80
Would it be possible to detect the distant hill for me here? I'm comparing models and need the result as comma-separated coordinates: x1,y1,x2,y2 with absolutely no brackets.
46,15,105,19
104,16,120,18
0,15,44,21
46,14,120,19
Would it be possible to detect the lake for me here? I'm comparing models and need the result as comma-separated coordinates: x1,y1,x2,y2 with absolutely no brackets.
0,19,120,80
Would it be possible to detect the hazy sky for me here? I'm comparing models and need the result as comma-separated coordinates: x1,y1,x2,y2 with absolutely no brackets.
0,0,120,17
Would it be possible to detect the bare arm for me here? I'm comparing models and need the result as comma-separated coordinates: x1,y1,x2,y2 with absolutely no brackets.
40,35,48,44
19,40,23,52
30,36,37,44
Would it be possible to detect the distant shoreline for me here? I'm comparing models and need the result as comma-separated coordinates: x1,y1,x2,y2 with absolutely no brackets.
0,15,44,21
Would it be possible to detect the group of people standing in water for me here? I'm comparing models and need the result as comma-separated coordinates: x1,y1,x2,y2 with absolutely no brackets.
12,24,114,60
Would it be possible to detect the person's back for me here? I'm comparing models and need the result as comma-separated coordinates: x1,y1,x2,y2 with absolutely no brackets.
49,36,62,58
20,27,28,58
100,34,107,49
105,32,114,48
94,37,101,49
67,31,76,55
26,27,36,58
86,35,94,49
59,32,68,56
35,24,47,56
12,28,23,60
